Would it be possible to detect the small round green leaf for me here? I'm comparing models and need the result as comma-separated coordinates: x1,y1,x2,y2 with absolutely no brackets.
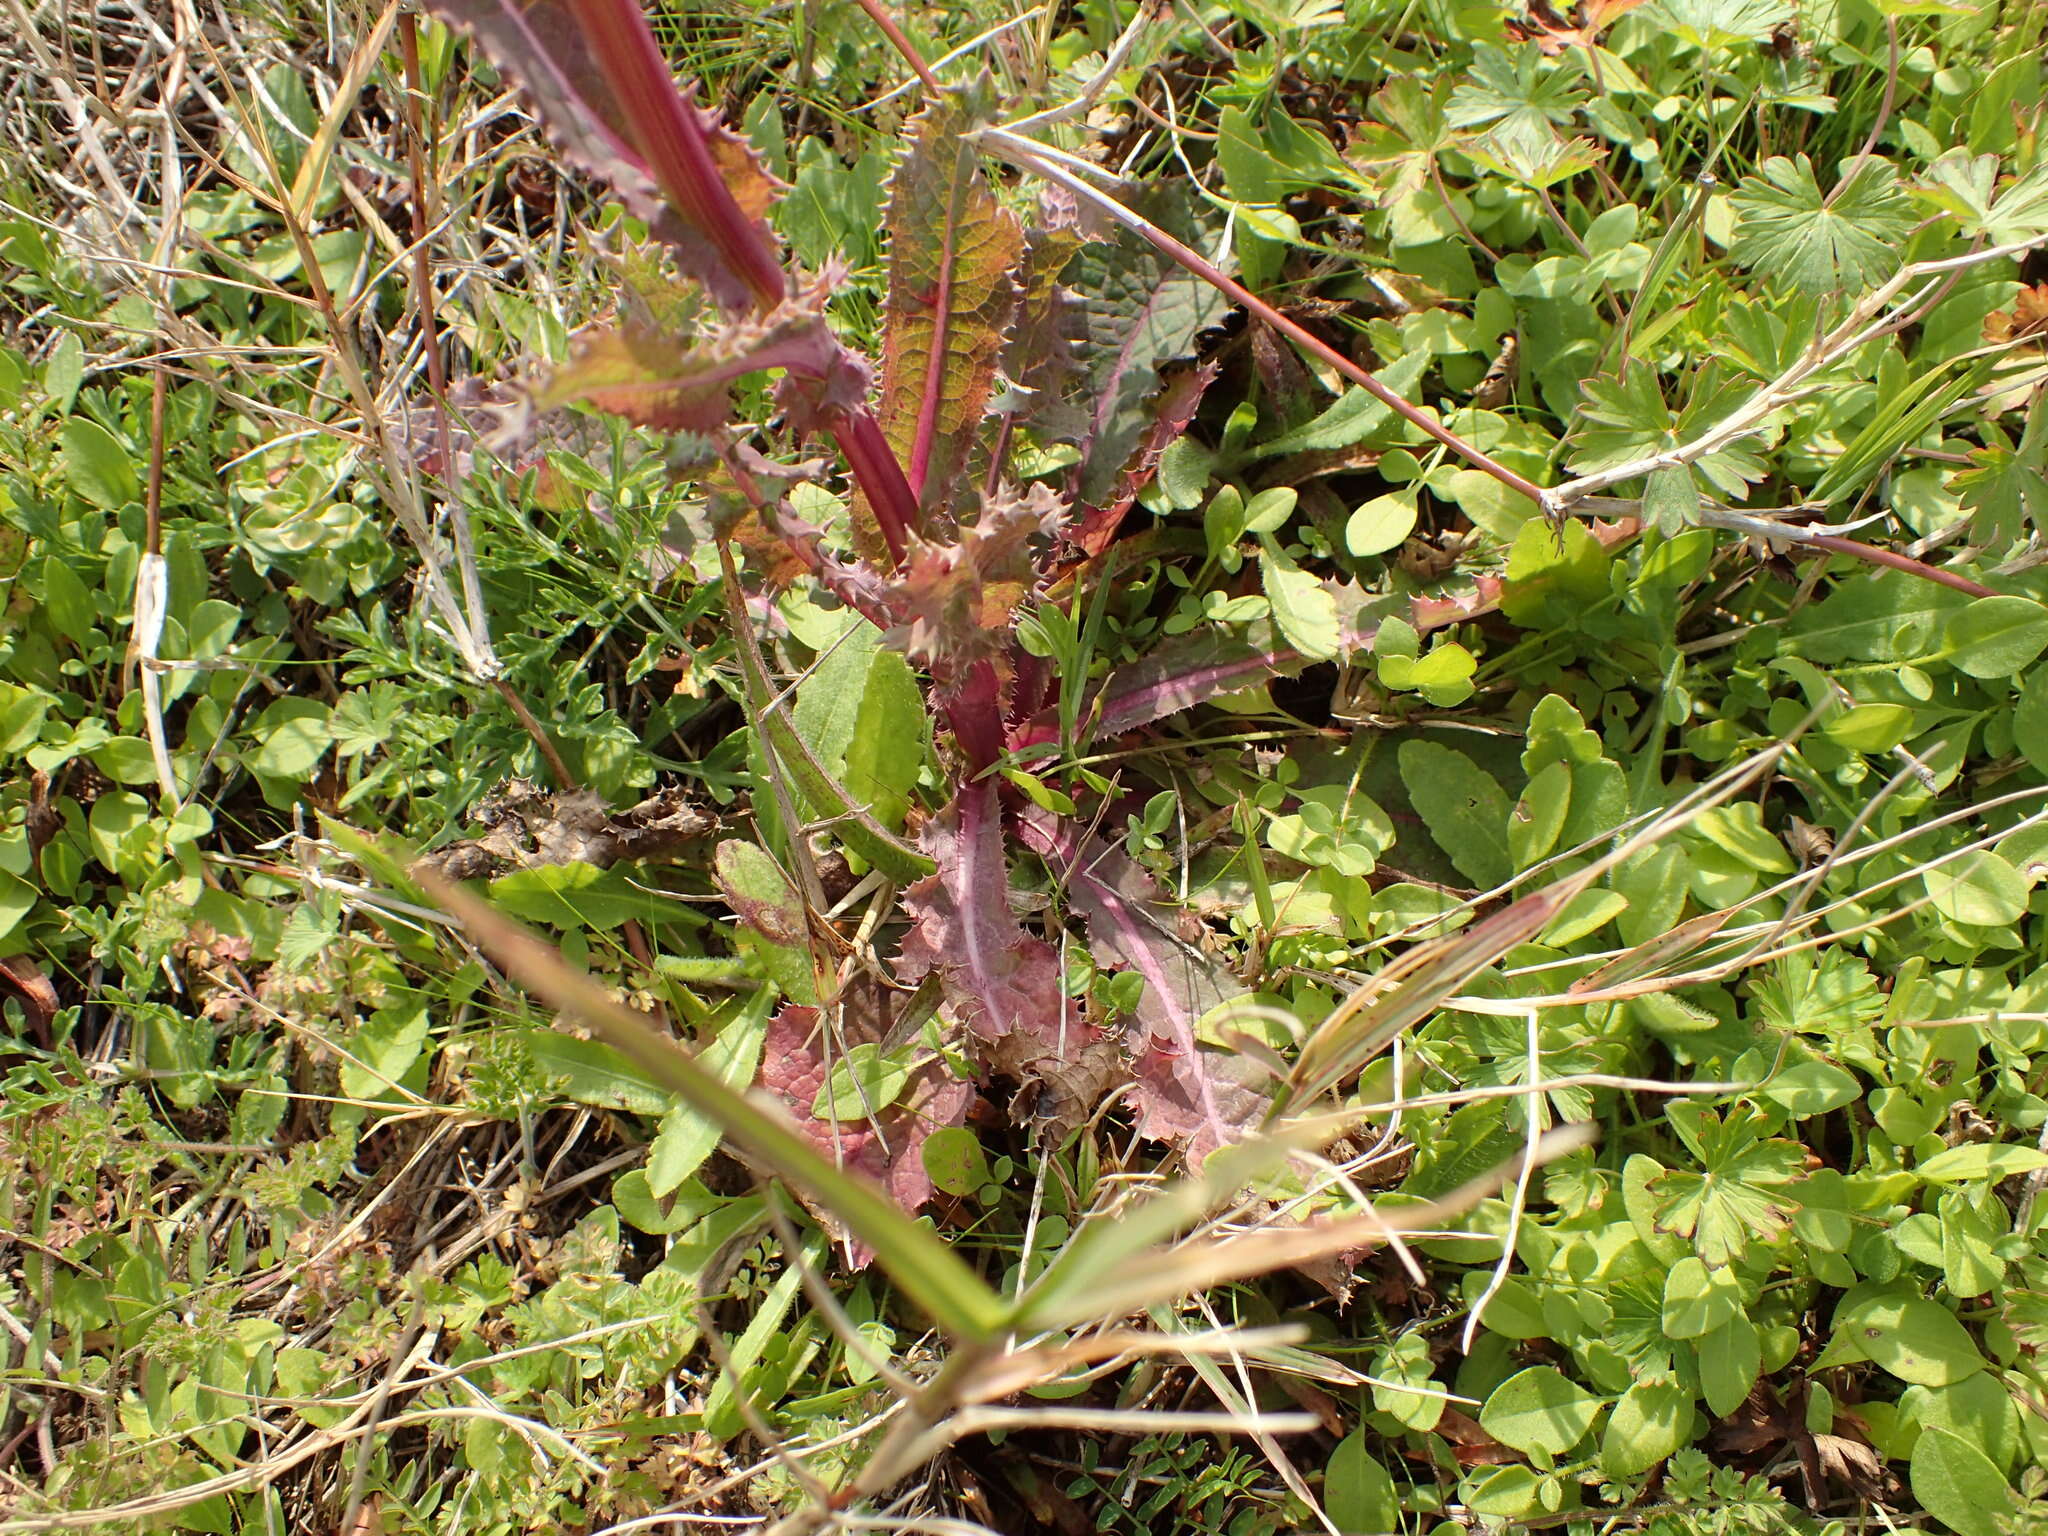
1600,1380,1691,1477
1345,491,1418,557
921,1126,988,1198
1326,1431,1400,1534
1479,1366,1601,1457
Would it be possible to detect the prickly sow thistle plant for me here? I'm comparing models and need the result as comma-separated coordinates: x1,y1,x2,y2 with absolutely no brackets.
422,0,1311,1194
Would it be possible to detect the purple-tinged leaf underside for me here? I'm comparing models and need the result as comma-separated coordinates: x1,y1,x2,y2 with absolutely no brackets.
874,94,1024,519
896,780,1083,1064
1073,360,1221,556
758,1000,974,1224
422,0,785,315
1070,205,1233,504
1088,631,1301,740
1018,811,1269,1164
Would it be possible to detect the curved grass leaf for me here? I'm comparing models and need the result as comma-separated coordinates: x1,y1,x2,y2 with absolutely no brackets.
415,868,1008,1340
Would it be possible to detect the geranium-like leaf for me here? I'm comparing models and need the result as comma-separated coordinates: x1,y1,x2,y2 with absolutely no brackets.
886,483,1064,671
875,90,1024,516
897,780,1083,1066
422,0,785,314
1727,153,1915,296
757,998,973,1221
1019,812,1269,1163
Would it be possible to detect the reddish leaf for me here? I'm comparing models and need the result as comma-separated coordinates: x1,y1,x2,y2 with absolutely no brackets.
875,91,1024,517
529,270,861,439
1072,360,1220,557
896,780,1084,1063
999,187,1096,444
885,483,1063,672
1018,812,1269,1163
422,0,785,314
0,955,57,1040
757,1000,972,1220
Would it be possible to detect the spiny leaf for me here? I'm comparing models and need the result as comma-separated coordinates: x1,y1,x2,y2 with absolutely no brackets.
1020,812,1269,1163
886,482,1064,672
757,999,973,1225
1070,194,1234,503
421,0,784,314
530,281,848,436
896,780,1079,1057
876,90,1024,517
998,185,1096,444
1072,360,1220,556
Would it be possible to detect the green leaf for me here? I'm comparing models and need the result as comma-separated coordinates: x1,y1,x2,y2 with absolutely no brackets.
1647,1105,1806,1267
489,863,684,932
1727,154,1914,295
1698,1315,1761,1418
812,1042,914,1122
1832,1286,1983,1386
1689,802,1795,874
246,699,334,782
646,997,772,1196
1941,595,2048,679
1661,1256,1739,1339
1248,350,1430,459
1501,517,1611,627
1923,851,2028,927
1914,1142,2048,1182
39,555,96,641
921,1125,987,1198
1761,1058,1862,1117
1910,1427,2018,1536
1399,740,1513,888
1479,1366,1601,1457
528,1030,673,1114
1823,702,1915,753
340,1004,430,1101
60,418,139,509
1259,541,1340,660
1346,490,1419,557
1508,760,1570,870
1242,487,1298,535
1918,149,2048,244
1600,1381,1690,1478
1326,1431,1401,1533
842,649,924,832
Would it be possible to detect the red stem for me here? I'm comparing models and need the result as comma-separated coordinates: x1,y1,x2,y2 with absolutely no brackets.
833,411,919,566
568,0,786,313
1804,533,1997,599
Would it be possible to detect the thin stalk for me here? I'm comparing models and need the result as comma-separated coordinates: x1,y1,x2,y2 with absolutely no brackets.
978,127,1553,512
